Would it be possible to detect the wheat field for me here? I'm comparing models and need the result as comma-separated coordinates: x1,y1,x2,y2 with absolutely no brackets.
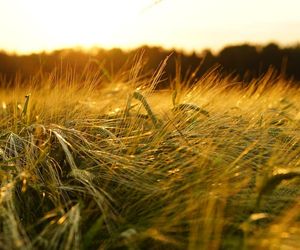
0,64,299,250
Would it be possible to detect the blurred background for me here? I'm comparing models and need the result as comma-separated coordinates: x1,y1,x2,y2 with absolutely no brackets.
0,0,300,86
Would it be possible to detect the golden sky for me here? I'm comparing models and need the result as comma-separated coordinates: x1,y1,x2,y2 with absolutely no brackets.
1,0,300,54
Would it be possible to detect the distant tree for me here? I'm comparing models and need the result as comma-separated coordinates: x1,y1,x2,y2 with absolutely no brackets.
260,43,282,70
283,45,300,80
218,44,259,79
199,49,217,74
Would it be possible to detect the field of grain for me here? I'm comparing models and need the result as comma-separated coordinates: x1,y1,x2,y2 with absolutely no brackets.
0,66,299,250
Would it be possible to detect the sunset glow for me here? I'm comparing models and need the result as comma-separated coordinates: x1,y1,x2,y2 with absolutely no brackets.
0,0,300,54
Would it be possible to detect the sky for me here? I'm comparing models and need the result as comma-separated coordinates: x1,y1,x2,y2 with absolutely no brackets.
0,0,300,54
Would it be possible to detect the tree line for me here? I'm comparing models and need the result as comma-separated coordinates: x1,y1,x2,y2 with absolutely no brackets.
0,43,300,87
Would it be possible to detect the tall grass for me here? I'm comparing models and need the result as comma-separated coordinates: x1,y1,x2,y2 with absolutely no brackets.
0,65,299,250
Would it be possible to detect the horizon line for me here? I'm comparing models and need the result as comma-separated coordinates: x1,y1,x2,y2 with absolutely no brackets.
1,40,300,56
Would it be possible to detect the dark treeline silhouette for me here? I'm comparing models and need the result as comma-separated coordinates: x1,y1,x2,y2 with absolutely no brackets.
0,43,300,88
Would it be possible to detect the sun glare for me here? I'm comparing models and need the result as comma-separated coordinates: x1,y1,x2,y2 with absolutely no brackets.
1,0,300,54
6,0,150,52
